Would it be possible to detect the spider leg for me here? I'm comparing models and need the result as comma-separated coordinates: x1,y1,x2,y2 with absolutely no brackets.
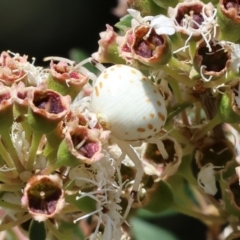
146,137,169,159
113,137,144,226
116,152,126,167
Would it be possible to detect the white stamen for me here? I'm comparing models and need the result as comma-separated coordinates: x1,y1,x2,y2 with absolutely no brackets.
73,207,103,224
43,56,75,65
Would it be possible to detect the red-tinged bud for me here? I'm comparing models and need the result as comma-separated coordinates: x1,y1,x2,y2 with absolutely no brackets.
56,126,108,167
13,82,34,116
0,51,28,86
27,88,71,134
92,25,125,64
119,26,172,68
47,60,88,100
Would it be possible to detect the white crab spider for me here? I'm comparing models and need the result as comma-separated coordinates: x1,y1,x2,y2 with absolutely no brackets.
90,62,169,223
43,56,169,223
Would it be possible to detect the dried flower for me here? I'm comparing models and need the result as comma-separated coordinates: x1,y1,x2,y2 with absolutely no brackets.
21,174,65,222
168,1,217,51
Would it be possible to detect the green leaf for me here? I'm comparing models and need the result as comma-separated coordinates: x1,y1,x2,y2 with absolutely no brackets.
166,102,193,123
29,220,46,240
136,209,177,219
143,180,174,213
131,218,178,240
66,194,96,213
115,14,132,32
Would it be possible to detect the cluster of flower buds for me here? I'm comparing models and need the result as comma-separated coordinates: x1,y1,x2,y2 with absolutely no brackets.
3,0,240,239
91,0,240,239
0,51,126,239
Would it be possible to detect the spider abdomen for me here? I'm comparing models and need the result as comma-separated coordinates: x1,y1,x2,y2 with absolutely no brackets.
91,64,167,141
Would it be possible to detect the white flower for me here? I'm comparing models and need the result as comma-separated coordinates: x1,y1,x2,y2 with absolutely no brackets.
168,2,217,52
127,9,175,36
7,50,46,86
11,122,30,164
72,151,124,240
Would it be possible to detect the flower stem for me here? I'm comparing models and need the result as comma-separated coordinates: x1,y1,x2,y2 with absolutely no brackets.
172,203,226,224
177,154,198,186
203,71,235,88
26,130,43,171
45,219,70,240
167,78,190,126
0,183,22,191
161,66,195,86
40,164,58,175
0,214,31,232
188,40,196,61
0,128,25,173
191,114,222,142
194,102,202,125
43,143,57,164
0,172,17,184
20,120,32,144
165,124,194,152
0,139,18,177
0,199,23,211
168,57,191,73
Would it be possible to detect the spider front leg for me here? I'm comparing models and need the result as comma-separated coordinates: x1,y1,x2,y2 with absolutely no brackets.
147,137,169,160
113,137,144,226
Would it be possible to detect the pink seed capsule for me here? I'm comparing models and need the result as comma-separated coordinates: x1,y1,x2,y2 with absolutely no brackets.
91,64,167,141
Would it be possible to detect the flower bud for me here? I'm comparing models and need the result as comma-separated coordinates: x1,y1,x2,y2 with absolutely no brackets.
119,26,172,68
193,40,231,81
168,1,216,45
217,0,240,42
13,82,33,116
0,51,28,86
92,25,125,64
45,121,64,150
47,60,88,100
195,139,235,169
27,88,71,134
141,136,182,180
21,174,65,222
56,126,105,167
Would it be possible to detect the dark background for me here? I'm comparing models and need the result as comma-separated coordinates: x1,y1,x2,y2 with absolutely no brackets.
0,0,118,65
